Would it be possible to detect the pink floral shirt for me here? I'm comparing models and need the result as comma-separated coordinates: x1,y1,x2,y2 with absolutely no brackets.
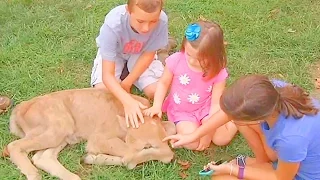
162,52,228,123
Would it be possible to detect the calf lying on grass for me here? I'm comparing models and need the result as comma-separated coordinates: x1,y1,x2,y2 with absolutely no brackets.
3,88,176,180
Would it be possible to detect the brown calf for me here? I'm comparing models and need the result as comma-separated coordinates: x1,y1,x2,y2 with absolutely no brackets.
4,88,175,180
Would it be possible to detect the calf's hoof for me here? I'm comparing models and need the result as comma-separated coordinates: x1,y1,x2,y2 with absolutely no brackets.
80,154,95,164
126,162,138,170
122,156,137,169
69,175,81,180
160,156,174,164
26,174,41,180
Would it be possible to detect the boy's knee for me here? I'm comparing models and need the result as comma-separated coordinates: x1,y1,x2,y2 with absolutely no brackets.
142,83,157,99
93,83,108,90
144,90,155,99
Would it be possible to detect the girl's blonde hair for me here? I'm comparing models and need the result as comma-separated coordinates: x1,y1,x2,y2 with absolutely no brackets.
181,20,227,79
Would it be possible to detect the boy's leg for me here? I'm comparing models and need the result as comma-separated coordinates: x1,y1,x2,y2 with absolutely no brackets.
90,48,125,90
141,82,157,99
126,54,164,99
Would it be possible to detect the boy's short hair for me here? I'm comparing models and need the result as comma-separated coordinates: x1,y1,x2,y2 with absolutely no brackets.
127,0,163,13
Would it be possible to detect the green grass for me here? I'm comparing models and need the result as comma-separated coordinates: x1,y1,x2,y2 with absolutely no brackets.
1,0,320,179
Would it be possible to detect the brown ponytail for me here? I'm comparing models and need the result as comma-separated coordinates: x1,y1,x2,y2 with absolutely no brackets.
276,85,319,119
220,74,319,122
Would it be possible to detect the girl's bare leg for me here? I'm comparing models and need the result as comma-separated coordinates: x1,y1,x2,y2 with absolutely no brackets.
211,121,238,146
175,121,200,150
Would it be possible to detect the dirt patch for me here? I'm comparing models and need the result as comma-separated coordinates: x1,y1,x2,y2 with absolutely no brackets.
310,60,320,99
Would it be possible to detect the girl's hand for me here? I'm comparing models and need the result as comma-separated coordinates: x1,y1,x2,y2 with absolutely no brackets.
196,135,212,151
162,133,198,148
205,161,232,175
143,106,162,118
123,97,148,128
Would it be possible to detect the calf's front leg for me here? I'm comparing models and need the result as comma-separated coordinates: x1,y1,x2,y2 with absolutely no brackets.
81,154,123,166
122,146,174,169
83,136,135,167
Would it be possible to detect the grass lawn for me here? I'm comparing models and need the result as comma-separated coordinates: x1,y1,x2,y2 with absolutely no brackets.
1,0,320,179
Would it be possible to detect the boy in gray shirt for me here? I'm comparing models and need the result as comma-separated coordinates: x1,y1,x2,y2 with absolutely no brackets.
90,0,168,128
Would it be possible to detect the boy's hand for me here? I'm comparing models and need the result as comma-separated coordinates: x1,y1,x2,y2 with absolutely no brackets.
143,106,162,118
123,97,148,128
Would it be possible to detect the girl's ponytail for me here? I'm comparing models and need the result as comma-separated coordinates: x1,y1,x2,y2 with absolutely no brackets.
277,85,319,119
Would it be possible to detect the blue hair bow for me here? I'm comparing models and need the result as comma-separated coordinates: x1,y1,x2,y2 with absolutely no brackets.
185,23,201,41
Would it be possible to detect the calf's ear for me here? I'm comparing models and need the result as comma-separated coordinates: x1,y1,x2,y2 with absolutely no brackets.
161,121,176,136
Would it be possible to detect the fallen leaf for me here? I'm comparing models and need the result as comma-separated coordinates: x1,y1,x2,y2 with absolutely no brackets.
84,4,93,10
268,8,280,18
177,160,190,166
181,163,191,170
278,74,284,78
287,28,296,33
59,67,64,74
179,171,188,179
177,159,191,170
58,8,66,12
199,15,208,21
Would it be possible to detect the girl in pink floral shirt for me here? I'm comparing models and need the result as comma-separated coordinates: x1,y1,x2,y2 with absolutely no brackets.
144,20,237,151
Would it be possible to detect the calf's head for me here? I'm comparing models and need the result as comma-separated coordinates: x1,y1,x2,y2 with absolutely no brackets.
117,115,176,169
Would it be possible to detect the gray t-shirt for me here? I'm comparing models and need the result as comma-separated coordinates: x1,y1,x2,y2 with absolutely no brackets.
96,4,169,62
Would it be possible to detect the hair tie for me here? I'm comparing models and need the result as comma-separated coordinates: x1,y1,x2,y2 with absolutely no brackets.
202,72,207,77
185,23,201,41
